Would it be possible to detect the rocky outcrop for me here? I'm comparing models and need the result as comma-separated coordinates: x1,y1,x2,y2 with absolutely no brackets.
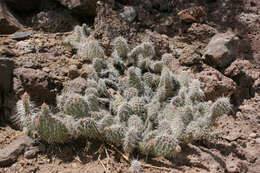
178,6,207,23
56,0,97,18
203,31,240,68
0,1,23,34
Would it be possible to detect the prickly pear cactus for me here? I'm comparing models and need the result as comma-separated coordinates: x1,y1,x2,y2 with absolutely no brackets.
19,36,232,159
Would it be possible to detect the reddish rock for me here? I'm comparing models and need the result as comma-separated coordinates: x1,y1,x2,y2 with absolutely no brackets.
225,59,260,103
13,68,58,104
178,45,202,66
178,6,207,23
194,64,237,101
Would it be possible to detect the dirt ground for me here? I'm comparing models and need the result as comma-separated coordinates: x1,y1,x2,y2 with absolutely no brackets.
1,0,260,172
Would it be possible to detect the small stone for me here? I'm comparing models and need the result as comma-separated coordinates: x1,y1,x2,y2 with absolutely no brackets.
255,138,260,144
72,163,77,168
249,133,257,138
68,65,80,79
24,147,40,159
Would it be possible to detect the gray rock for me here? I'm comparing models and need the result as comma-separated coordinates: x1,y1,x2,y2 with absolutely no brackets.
120,6,136,22
24,147,40,159
0,135,33,167
256,138,260,144
203,31,240,68
16,41,35,55
11,31,33,41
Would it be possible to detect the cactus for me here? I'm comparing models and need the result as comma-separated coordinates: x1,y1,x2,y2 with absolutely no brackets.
124,87,139,100
127,115,144,131
75,117,99,139
129,159,143,173
15,92,35,129
162,53,174,68
153,134,181,158
209,97,232,123
93,58,107,73
117,103,133,122
78,39,105,61
123,128,140,154
129,97,146,120
19,36,233,159
64,24,90,50
127,67,144,93
64,95,89,119
33,104,71,144
112,36,129,58
104,124,126,146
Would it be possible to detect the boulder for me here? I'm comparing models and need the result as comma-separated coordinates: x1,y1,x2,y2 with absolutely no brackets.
13,68,58,104
203,31,240,68
5,0,39,12
56,0,97,18
225,59,260,103
0,1,23,34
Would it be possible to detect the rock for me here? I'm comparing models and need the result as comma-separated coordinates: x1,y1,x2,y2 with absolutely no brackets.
256,138,260,144
11,31,33,41
119,6,136,22
178,6,207,23
0,135,33,167
15,41,35,55
5,0,39,12
24,147,40,159
13,68,58,104
249,133,257,138
0,58,14,93
0,1,23,34
150,0,170,12
178,45,202,66
203,31,240,68
56,0,97,18
68,65,80,79
225,59,260,104
0,45,16,57
31,9,79,33
187,23,217,43
194,64,237,101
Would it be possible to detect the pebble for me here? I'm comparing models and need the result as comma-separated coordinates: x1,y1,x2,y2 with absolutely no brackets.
255,138,260,144
249,133,257,138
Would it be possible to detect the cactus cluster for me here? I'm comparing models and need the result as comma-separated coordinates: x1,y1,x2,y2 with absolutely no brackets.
17,33,232,159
